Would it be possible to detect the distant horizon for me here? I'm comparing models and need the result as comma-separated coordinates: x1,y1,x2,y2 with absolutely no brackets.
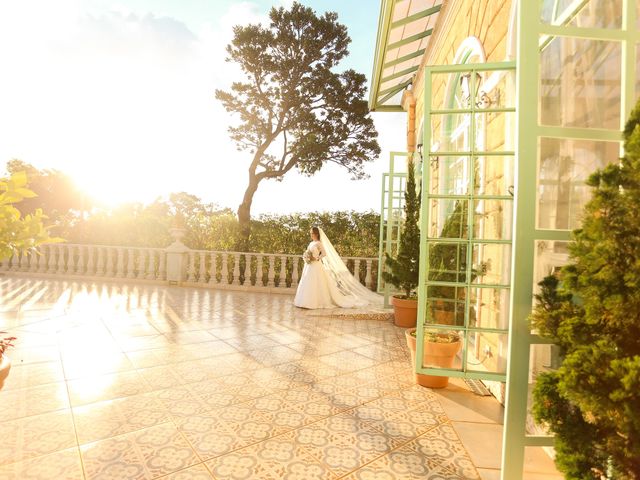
0,0,405,215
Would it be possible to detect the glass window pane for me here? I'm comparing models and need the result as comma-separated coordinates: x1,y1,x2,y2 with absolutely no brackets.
429,156,470,196
540,38,621,130
473,199,512,241
541,0,622,29
537,138,620,230
469,287,510,329
431,113,471,153
427,243,468,283
476,69,516,110
533,240,570,287
465,331,508,374
426,286,466,326
428,199,469,239
475,112,516,152
473,156,514,197
472,243,512,286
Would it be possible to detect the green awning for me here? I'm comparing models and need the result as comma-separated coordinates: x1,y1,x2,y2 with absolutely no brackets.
369,0,443,112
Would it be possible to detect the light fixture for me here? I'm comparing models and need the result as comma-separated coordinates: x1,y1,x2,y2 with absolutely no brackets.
459,72,500,109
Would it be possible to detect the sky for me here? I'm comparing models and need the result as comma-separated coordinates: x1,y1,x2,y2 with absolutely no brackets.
0,0,405,215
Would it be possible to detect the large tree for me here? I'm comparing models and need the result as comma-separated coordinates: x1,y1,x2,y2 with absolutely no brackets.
215,2,380,250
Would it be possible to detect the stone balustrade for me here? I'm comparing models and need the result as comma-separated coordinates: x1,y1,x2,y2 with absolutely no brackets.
0,242,378,294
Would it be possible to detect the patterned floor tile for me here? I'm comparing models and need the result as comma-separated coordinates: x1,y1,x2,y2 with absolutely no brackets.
81,423,199,480
67,370,151,406
206,437,336,480
0,382,69,421
0,279,512,479
0,409,77,466
159,463,214,479
73,392,171,444
0,447,83,480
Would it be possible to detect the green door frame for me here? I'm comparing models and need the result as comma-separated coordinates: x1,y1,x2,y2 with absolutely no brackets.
378,152,409,306
417,61,517,385
501,1,639,478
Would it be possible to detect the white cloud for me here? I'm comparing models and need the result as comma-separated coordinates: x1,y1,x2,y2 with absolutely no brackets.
0,0,405,216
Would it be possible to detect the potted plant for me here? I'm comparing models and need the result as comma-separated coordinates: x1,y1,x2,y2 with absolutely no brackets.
382,159,420,327
0,332,16,390
405,328,461,388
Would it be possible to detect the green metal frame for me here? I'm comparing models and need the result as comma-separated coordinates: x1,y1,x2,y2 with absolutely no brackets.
417,61,517,386
377,152,408,306
500,2,639,478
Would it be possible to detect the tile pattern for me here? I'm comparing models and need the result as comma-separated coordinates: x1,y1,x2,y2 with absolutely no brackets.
0,277,482,479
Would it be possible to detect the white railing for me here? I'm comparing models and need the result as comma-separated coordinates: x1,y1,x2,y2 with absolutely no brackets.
0,243,378,293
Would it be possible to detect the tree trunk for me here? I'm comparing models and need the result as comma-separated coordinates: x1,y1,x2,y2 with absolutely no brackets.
236,174,260,252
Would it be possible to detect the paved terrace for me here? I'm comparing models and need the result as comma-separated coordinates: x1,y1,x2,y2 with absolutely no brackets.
0,276,560,480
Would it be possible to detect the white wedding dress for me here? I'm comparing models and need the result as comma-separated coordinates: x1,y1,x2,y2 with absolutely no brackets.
293,228,382,309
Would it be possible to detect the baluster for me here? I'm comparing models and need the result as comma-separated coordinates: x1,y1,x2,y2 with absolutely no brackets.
21,251,30,272
76,245,85,275
208,252,217,285
158,252,167,280
136,249,146,279
105,247,117,277
365,260,373,288
10,251,19,272
57,245,67,273
147,250,157,279
278,256,287,288
38,245,48,273
242,254,250,286
233,254,241,285
354,259,361,285
47,245,58,273
126,248,136,278
29,250,39,272
85,246,95,276
66,245,77,274
187,252,197,282
198,252,207,283
267,256,275,286
291,256,299,287
220,253,229,284
116,248,125,277
256,255,264,286
97,247,106,276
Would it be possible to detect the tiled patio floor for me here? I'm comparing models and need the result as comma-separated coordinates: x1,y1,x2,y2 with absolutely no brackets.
0,276,553,480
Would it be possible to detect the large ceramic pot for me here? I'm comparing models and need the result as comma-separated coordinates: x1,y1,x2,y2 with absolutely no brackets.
391,296,417,328
405,328,461,388
0,355,11,390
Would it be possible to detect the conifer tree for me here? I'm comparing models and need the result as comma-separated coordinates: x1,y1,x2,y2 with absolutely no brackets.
531,102,640,479
382,160,420,298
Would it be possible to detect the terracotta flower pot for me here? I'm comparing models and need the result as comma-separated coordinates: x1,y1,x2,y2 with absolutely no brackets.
391,296,417,328
0,355,11,390
405,329,461,389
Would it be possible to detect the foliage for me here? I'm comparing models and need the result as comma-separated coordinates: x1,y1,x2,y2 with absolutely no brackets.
0,332,16,356
410,329,460,344
62,201,379,258
382,160,420,298
531,101,640,479
0,171,60,260
5,160,89,220
215,1,380,248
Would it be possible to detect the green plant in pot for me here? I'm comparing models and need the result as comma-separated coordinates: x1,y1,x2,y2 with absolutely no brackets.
405,327,462,389
382,158,420,327
0,332,16,390
529,103,640,479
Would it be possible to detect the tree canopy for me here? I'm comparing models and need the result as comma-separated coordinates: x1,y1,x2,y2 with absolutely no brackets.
215,1,380,249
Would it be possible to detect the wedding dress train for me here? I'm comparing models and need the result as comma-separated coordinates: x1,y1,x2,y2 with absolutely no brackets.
293,228,382,309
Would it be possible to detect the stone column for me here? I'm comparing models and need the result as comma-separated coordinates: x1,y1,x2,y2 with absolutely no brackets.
165,228,189,284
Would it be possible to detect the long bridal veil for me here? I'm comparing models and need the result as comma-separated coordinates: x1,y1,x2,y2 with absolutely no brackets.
318,228,383,307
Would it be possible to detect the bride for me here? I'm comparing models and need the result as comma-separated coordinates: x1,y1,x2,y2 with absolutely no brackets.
294,226,382,309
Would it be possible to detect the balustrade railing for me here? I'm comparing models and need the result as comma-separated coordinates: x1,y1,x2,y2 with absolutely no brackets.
0,243,378,293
